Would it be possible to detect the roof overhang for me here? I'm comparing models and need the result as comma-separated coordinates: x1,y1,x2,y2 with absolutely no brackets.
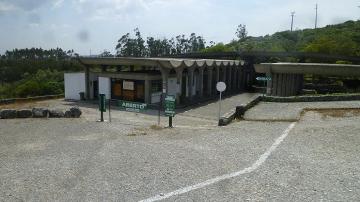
78,57,243,69
255,63,360,77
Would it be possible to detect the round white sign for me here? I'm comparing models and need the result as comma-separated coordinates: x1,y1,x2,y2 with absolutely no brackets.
216,82,226,92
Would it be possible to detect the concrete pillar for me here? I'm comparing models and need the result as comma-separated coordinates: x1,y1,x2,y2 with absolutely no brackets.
144,79,151,104
160,67,170,94
175,68,184,105
222,66,227,82
240,68,245,90
85,66,90,100
216,67,220,83
232,67,237,90
266,72,273,95
207,67,213,96
227,66,232,91
187,67,195,101
198,67,204,97
270,73,304,97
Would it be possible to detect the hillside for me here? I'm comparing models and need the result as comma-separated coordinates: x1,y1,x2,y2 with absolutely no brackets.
207,20,360,57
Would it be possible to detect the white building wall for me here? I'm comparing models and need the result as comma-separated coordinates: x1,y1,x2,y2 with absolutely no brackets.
64,73,85,100
98,77,111,100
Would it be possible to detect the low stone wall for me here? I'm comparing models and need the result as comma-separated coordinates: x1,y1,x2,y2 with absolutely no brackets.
0,94,64,106
218,93,360,126
0,107,82,119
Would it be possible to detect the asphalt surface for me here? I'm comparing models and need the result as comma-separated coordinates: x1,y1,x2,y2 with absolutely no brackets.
1,99,360,201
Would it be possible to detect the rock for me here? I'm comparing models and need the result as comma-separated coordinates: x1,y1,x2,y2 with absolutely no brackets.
70,107,82,118
49,109,64,118
32,108,49,118
0,109,17,119
16,109,33,118
64,110,72,118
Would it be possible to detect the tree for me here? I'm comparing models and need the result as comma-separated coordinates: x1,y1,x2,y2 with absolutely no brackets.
99,50,113,57
236,24,248,41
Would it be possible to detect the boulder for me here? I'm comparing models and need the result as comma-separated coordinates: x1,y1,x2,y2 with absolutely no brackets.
49,109,64,118
64,110,72,118
16,109,33,118
0,109,17,119
70,107,82,118
32,108,49,118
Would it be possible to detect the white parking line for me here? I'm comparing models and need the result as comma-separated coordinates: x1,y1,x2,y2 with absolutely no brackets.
139,122,297,202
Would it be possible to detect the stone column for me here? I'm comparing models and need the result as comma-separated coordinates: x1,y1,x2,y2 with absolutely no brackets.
175,68,184,105
207,67,213,96
216,67,220,83
187,67,195,101
227,66,232,91
85,66,90,100
198,67,204,97
222,66,226,82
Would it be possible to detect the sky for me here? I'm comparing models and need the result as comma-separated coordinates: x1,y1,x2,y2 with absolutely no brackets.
0,0,359,55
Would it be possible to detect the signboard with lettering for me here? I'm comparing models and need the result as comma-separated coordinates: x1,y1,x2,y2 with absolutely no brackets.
118,100,147,112
123,81,135,90
164,95,176,117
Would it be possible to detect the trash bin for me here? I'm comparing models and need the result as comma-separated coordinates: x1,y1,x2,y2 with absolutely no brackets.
79,92,85,100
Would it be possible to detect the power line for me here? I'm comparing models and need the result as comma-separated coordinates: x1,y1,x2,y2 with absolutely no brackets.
291,11,295,32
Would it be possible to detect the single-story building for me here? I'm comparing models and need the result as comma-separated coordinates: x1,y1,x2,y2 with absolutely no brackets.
65,57,249,105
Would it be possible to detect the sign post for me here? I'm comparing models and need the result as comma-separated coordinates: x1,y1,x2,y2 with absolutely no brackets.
108,99,111,122
164,95,176,128
99,94,106,122
216,82,226,124
256,76,272,96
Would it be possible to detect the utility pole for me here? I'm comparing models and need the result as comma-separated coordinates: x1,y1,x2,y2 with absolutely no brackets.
315,4,318,29
291,11,295,32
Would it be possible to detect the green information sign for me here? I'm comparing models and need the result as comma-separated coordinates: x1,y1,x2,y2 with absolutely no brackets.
99,94,106,112
118,100,147,112
164,95,176,117
256,76,272,81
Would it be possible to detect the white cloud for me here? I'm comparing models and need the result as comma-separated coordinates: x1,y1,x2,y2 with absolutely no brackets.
0,2,17,12
53,0,64,8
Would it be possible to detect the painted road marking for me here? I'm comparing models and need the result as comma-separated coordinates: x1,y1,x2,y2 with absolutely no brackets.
139,122,297,202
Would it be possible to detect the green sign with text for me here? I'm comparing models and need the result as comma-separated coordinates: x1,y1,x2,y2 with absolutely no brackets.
164,95,176,117
118,100,147,112
99,94,106,112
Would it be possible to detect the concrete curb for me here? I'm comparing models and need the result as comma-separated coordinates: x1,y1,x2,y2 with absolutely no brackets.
218,95,262,126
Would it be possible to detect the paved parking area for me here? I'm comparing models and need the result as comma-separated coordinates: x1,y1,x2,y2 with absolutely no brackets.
1,99,360,201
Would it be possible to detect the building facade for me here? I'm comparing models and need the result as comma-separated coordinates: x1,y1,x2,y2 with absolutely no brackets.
65,57,250,105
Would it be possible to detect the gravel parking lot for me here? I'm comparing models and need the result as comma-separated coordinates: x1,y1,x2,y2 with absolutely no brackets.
1,99,359,201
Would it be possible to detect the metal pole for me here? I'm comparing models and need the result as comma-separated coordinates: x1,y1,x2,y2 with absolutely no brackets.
158,93,162,126
291,12,295,32
218,91,222,121
108,99,111,122
169,117,173,128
